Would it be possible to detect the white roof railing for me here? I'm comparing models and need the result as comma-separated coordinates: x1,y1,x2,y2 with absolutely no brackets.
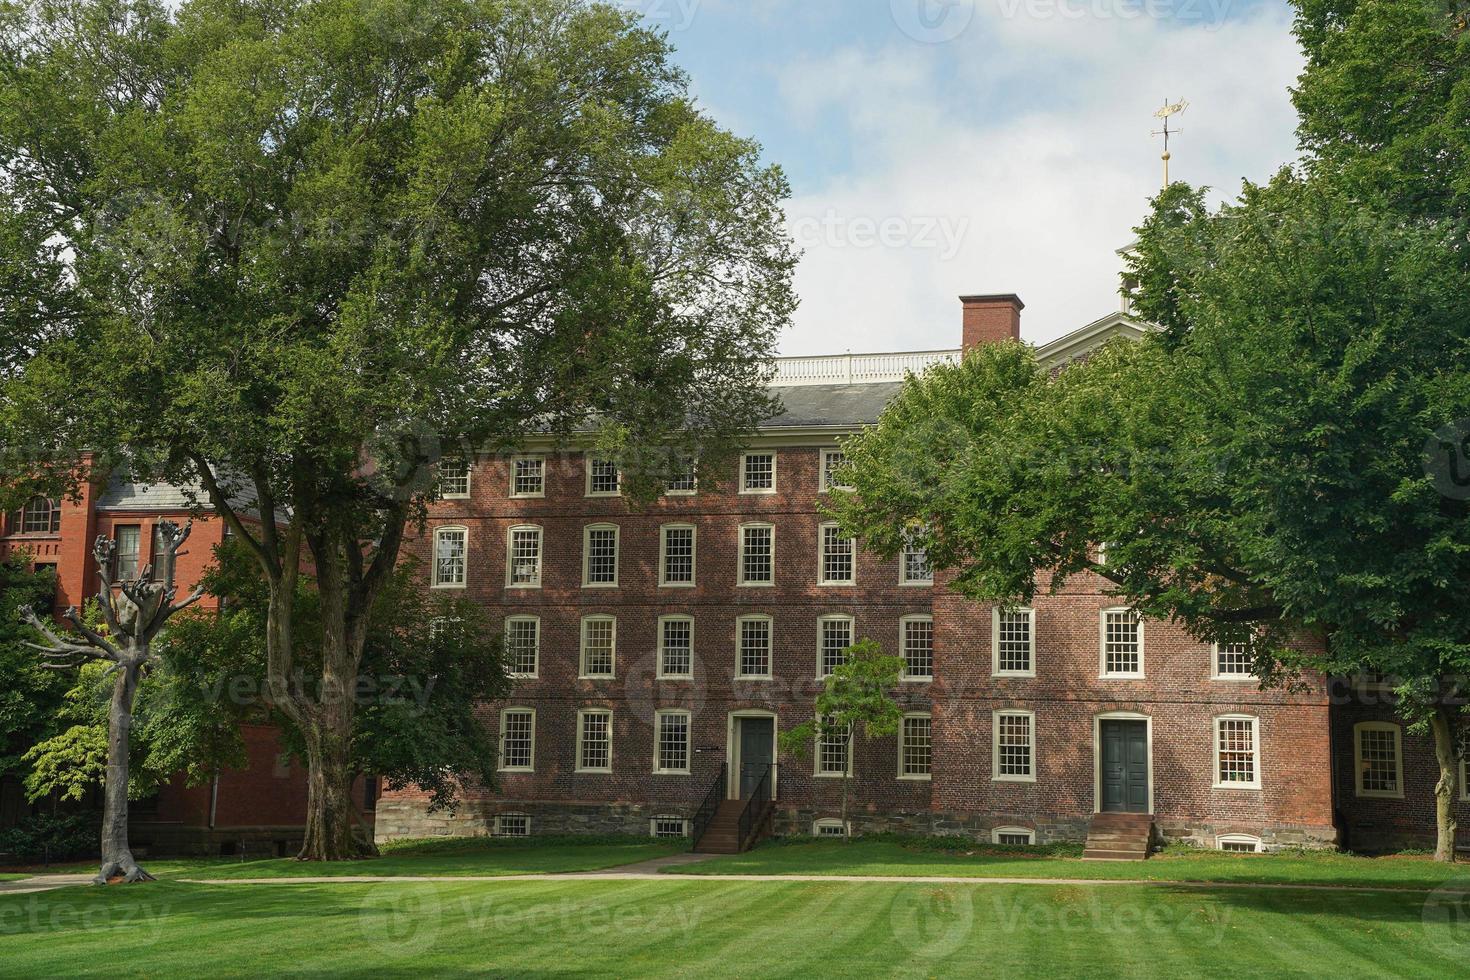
770,348,961,387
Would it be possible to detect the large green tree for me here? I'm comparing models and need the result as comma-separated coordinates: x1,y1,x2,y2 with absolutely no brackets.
0,0,794,859
0,557,67,781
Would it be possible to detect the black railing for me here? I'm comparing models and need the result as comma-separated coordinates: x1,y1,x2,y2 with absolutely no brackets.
691,763,727,847
736,763,774,850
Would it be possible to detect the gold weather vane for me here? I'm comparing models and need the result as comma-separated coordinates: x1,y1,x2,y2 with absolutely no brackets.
1151,98,1188,188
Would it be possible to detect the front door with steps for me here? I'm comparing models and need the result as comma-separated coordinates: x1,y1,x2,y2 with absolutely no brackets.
737,717,774,799
1099,719,1149,813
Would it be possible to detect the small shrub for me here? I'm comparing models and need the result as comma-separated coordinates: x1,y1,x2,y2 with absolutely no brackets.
0,811,99,865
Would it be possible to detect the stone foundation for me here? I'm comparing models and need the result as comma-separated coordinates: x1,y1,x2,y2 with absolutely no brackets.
375,799,690,842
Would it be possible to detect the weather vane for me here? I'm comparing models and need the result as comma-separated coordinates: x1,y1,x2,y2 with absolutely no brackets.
1151,98,1188,188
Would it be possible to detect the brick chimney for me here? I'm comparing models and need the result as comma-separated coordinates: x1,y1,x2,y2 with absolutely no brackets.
960,293,1024,350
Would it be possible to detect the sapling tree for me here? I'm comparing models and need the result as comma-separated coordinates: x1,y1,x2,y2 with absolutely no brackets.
18,520,203,884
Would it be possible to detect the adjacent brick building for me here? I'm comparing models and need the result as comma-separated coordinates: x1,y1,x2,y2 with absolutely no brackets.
376,295,1468,853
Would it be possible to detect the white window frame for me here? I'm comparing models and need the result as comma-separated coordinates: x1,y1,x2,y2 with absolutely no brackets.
658,523,697,588
575,708,613,774
504,524,543,589
497,708,535,773
584,457,621,497
1211,642,1254,681
437,457,471,499
653,709,692,775
1098,608,1144,679
509,455,546,498
494,813,530,837
817,522,856,586
650,816,690,838
816,614,855,679
991,826,1036,845
899,614,934,682
900,538,933,586
820,448,853,492
1353,721,1404,799
735,614,774,680
812,818,850,838
504,615,541,678
898,712,932,781
992,709,1036,783
739,451,777,494
1216,833,1263,853
738,522,775,587
581,523,620,588
1212,714,1262,790
579,615,617,679
657,614,695,680
992,606,1036,678
814,717,853,778
431,525,468,589
663,462,698,496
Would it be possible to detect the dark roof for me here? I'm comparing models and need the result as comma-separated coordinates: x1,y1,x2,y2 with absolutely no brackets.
764,383,904,428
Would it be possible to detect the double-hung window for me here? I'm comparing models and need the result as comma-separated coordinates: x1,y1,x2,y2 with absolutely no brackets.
654,711,691,774
818,523,855,585
901,537,933,585
505,525,542,588
577,710,612,773
660,524,695,586
820,449,853,492
899,713,932,779
1354,722,1403,798
817,615,853,678
740,452,776,493
1213,642,1252,680
739,524,774,586
993,710,1035,781
586,458,620,496
432,527,468,587
1214,715,1261,789
1100,609,1143,678
505,616,540,677
658,616,694,679
580,616,617,678
583,524,619,587
438,457,470,498
510,456,545,497
900,615,934,681
498,709,535,772
736,615,773,678
993,608,1035,677
113,525,142,580
816,719,851,776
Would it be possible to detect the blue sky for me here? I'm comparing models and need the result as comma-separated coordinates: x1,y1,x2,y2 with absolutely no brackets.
619,0,1305,353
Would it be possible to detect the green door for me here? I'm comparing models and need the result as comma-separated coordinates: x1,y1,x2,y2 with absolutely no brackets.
738,718,774,798
1100,720,1149,813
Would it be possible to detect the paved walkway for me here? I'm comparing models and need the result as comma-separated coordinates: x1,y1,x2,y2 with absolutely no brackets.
0,874,94,895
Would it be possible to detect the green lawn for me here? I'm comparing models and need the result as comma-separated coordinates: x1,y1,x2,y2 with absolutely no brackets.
1,876,1464,977
667,837,1469,890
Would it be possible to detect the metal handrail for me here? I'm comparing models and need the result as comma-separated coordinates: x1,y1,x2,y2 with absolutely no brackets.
736,763,774,849
691,763,726,847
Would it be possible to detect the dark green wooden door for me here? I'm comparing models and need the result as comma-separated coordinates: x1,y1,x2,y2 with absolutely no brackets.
1100,720,1149,813
738,718,774,798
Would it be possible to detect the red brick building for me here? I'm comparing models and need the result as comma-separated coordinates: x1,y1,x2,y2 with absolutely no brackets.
376,295,1468,853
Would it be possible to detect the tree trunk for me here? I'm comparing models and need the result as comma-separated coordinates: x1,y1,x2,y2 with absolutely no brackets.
94,662,153,884
298,727,362,861
1430,705,1459,863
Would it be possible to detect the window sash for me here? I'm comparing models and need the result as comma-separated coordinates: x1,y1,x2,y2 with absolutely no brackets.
499,711,534,770
588,459,620,495
656,713,690,772
505,618,540,676
661,526,695,585
578,712,612,771
995,712,1033,779
1102,611,1141,675
819,525,854,584
737,617,773,677
512,457,545,496
741,453,775,492
438,458,470,497
508,527,542,586
901,715,932,777
740,526,774,584
901,542,933,584
1358,726,1401,795
659,618,693,677
584,527,619,585
821,449,852,492
996,609,1033,674
580,618,616,677
434,528,467,586
901,618,934,679
18,498,59,534
1215,718,1258,786
1215,643,1251,677
817,721,850,775
818,617,853,676
114,525,142,580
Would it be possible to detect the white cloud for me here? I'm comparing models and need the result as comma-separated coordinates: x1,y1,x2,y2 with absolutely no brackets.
775,4,1303,354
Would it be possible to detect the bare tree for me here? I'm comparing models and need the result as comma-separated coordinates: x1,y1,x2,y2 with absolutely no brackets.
19,519,203,884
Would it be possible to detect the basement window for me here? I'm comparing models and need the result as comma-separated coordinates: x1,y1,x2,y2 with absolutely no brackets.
991,827,1036,846
1216,834,1262,854
494,813,530,838
812,819,849,838
651,817,689,839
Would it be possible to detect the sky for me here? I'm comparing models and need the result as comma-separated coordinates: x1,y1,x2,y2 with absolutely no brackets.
616,0,1306,354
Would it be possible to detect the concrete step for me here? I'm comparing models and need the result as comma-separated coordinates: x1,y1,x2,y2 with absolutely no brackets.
1084,835,1148,848
1082,848,1149,861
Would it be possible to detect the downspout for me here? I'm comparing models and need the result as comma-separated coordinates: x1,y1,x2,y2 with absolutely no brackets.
209,771,219,830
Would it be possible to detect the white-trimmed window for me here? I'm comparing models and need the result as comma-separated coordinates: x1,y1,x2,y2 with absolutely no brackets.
505,616,540,677
505,525,542,588
900,615,934,681
737,615,773,679
740,452,776,493
654,710,691,774
438,457,471,498
1354,722,1403,798
660,524,696,586
818,523,855,585
992,827,1036,846
658,615,694,679
993,710,1035,781
1213,642,1252,679
664,462,697,495
1213,715,1261,789
114,525,142,580
1216,834,1263,853
494,813,531,837
432,526,468,587
651,816,689,838
576,709,612,773
812,818,849,838
739,523,775,586
817,615,854,678
582,524,619,587
580,615,617,678
498,709,535,772
821,449,853,492
14,497,60,534
993,607,1035,677
816,719,851,776
1100,609,1143,678
510,456,545,497
899,713,932,779
586,457,621,496
900,529,933,585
